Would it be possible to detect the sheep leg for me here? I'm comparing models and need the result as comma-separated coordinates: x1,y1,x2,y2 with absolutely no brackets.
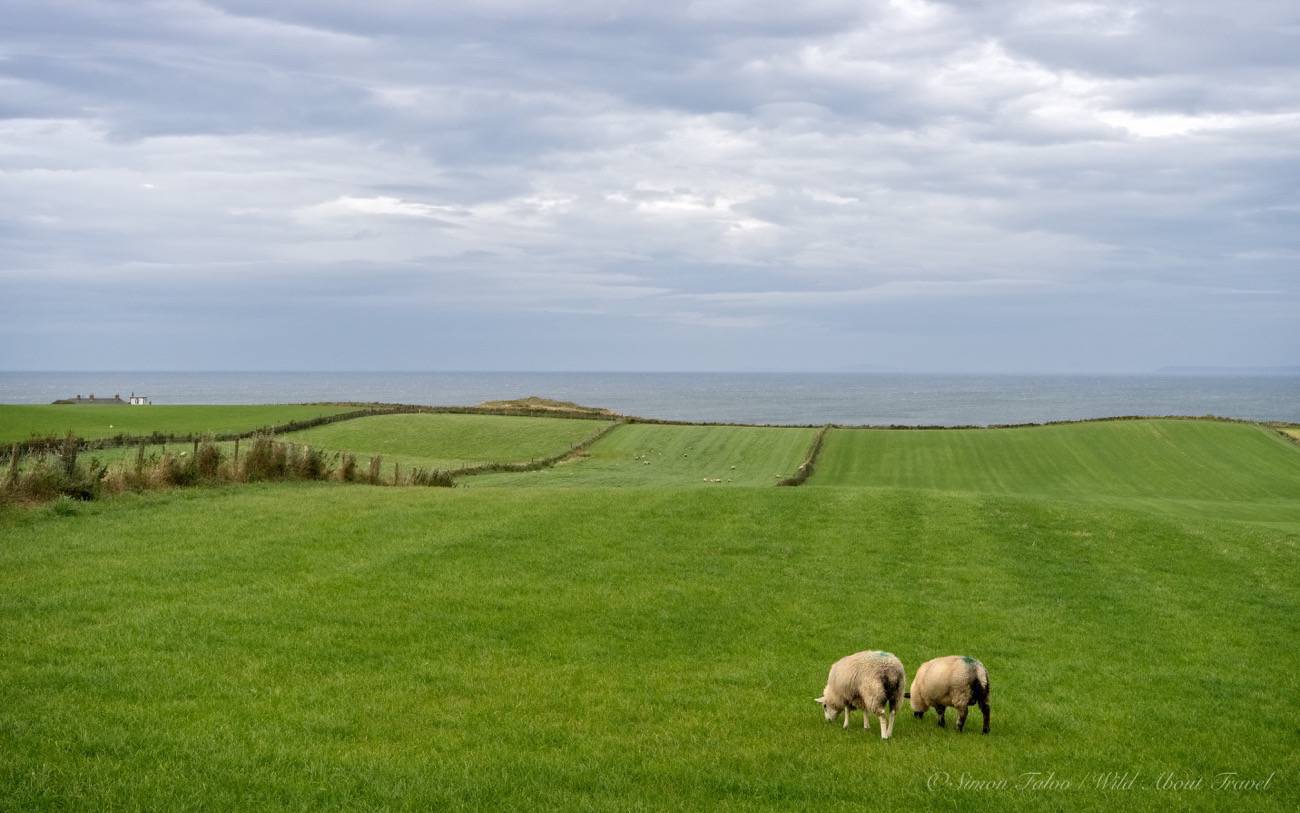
887,709,896,738
978,700,990,734
877,713,889,739
842,707,851,729
863,708,870,730
936,706,946,727
957,705,969,732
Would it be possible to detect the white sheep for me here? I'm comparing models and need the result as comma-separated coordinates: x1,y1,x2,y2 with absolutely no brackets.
906,655,991,734
815,650,906,739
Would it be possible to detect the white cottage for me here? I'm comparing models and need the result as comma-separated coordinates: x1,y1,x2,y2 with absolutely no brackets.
128,392,151,406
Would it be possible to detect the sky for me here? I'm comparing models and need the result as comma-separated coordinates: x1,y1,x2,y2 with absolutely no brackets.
1,0,1298,373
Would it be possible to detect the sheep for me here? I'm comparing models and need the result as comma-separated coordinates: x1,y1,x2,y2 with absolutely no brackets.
906,655,990,734
815,650,906,739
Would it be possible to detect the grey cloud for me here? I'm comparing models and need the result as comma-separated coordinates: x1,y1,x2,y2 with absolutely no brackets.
1,0,1298,372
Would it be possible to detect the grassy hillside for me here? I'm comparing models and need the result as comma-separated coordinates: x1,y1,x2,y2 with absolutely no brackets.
0,404,355,445
279,412,611,471
2,483,1296,811
473,422,815,487
810,419,1300,501
5,415,1298,809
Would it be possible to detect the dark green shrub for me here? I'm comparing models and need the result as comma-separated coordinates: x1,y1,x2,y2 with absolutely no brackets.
410,468,455,487
242,436,286,481
12,459,62,503
296,446,330,480
156,453,183,486
195,440,222,479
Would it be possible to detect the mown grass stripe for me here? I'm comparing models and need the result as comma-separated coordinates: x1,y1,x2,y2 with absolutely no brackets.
809,419,1300,501
470,423,816,488
449,420,627,480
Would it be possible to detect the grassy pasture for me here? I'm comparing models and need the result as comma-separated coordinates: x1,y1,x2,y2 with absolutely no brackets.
3,416,1299,810
277,412,612,471
810,419,1300,501
0,404,355,445
8,413,612,481
471,422,815,487
2,482,1296,811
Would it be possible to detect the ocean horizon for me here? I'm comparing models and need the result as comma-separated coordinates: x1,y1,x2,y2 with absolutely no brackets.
2,371,1297,426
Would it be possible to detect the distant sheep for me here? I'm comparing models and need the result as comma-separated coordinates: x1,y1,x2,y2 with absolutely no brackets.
815,650,906,739
906,655,990,734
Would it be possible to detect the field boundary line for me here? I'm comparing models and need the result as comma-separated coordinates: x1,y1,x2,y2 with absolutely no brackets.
1,404,617,460
6,407,1292,464
447,420,626,482
1,407,414,460
777,425,830,487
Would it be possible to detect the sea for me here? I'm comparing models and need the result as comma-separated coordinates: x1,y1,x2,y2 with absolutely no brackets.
2,371,1297,426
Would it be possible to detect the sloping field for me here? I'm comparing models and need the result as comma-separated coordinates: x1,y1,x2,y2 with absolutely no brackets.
5,413,1300,809
279,412,611,471
0,404,355,445
472,422,815,486
810,419,1300,501
2,484,1296,811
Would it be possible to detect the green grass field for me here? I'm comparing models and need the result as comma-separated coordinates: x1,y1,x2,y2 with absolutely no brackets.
0,404,356,445
811,419,1300,501
278,413,612,471
9,412,613,479
472,422,816,487
2,415,1298,810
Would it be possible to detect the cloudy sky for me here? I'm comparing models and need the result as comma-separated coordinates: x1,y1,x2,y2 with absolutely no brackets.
2,0,1298,372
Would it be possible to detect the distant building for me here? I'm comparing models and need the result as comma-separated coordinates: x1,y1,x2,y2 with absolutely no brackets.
128,393,151,406
52,393,127,405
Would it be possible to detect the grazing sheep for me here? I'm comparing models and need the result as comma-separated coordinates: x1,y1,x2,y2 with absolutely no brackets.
906,655,990,734
815,650,906,739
